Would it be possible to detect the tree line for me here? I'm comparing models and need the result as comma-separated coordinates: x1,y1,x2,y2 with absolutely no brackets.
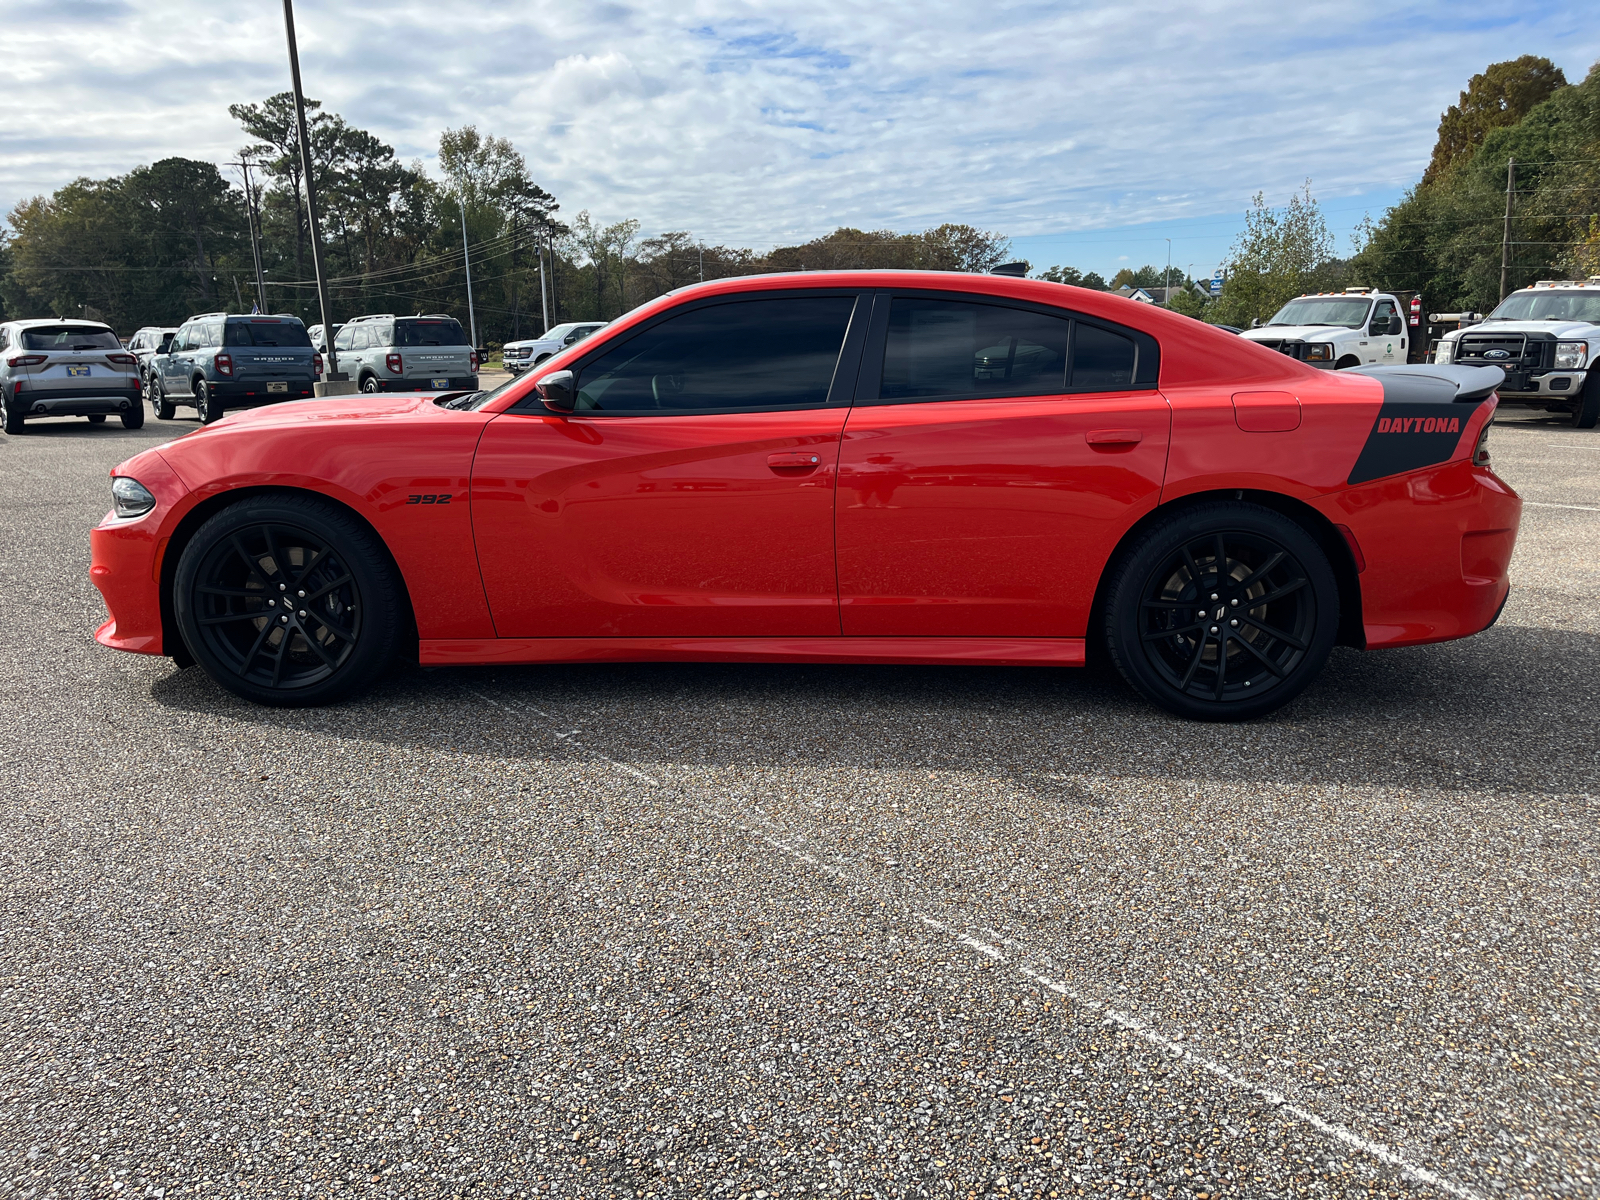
0,94,1010,344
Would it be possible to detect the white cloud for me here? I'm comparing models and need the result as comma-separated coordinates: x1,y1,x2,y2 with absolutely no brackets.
1,0,1596,246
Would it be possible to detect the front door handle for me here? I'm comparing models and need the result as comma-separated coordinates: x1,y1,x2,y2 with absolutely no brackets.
767,451,823,470
1086,428,1143,447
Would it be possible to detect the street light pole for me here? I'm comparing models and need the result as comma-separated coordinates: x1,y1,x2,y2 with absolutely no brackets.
281,0,350,392
1164,238,1172,307
460,205,478,352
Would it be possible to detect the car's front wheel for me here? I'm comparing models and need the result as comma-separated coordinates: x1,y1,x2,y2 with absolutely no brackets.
150,376,175,420
1572,373,1600,429
1104,501,1339,721
87,414,107,424
173,494,403,706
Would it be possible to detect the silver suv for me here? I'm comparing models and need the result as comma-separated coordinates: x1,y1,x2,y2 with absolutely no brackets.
328,314,478,393
1,319,143,433
126,326,179,398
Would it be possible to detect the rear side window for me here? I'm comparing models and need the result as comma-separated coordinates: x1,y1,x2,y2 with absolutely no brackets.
396,319,467,347
19,326,121,350
1072,324,1136,389
225,321,311,348
573,296,856,415
879,298,1068,401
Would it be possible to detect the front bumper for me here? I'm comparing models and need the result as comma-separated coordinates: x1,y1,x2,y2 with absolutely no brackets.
9,383,141,416
1490,368,1587,402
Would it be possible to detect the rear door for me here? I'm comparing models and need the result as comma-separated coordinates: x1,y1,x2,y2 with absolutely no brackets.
835,292,1170,638
472,291,868,638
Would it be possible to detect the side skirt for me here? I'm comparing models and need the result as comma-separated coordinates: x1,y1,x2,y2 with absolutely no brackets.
419,636,1087,668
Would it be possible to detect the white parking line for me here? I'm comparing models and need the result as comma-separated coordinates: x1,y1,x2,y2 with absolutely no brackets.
1524,501,1600,512
474,687,1484,1200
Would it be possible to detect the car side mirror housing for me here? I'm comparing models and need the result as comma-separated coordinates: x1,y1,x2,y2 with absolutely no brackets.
1249,317,1262,328
536,369,576,412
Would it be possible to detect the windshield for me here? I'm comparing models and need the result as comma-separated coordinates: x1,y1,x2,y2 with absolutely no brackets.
1265,298,1371,328
226,320,311,347
1487,289,1600,323
20,326,121,350
396,318,468,346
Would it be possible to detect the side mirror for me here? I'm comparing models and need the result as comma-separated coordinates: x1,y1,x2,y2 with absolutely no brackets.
536,369,576,413
1387,316,1403,335
1249,317,1262,328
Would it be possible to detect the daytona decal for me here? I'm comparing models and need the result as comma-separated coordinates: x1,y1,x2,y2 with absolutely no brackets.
1347,402,1481,486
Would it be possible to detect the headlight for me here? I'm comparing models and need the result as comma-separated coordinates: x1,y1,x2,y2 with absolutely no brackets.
1434,340,1454,364
111,476,156,519
1304,343,1333,362
1555,341,1588,369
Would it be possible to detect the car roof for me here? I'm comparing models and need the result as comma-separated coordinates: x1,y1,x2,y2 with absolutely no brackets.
8,317,114,329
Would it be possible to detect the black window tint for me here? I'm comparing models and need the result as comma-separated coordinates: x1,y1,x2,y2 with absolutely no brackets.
1071,324,1136,390
396,318,467,347
879,299,1068,401
574,297,855,414
225,321,311,348
20,325,122,350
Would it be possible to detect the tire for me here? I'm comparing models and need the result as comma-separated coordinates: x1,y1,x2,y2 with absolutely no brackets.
150,376,175,420
533,353,551,365
3,392,24,435
172,493,403,706
1104,501,1339,721
195,378,223,424
1335,355,1361,370
361,375,380,394
121,405,144,430
87,413,107,424
1572,373,1600,429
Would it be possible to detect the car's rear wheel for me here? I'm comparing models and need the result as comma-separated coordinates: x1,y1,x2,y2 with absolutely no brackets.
3,392,25,435
361,375,380,394
1104,501,1339,721
87,414,106,424
1572,373,1600,429
150,376,176,420
195,379,223,424
173,494,402,706
121,404,144,429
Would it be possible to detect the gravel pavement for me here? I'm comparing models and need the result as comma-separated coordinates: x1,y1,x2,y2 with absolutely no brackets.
0,408,1595,1200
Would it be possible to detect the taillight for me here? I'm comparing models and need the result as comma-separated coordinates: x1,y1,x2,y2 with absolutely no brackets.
214,353,233,377
1474,420,1492,467
106,352,138,365
6,354,46,368
386,353,403,374
469,349,479,372
313,353,323,376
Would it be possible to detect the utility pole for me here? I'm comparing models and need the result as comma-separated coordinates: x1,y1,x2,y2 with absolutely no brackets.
232,158,269,311
538,235,551,333
1500,157,1516,301
699,246,704,283
1164,238,1172,306
460,205,478,351
546,227,559,324
281,0,350,392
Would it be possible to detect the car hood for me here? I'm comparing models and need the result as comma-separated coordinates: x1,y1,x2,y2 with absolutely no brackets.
1240,324,1353,341
201,393,445,432
1456,320,1600,339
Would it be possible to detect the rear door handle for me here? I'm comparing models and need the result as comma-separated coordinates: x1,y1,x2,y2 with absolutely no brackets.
767,451,824,470
1086,428,1143,446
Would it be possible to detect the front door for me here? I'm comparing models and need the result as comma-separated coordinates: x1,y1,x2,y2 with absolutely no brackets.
162,326,194,396
835,293,1171,638
472,291,867,638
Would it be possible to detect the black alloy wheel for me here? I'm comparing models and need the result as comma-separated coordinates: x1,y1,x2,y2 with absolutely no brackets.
173,495,402,706
87,414,107,424
1105,501,1338,721
149,376,175,420
195,379,223,424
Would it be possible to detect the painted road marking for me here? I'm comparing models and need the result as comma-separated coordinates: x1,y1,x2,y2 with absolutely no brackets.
475,686,1485,1200
1524,501,1600,512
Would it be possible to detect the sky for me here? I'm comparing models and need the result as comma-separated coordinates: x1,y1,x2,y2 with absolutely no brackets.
2,1,1597,279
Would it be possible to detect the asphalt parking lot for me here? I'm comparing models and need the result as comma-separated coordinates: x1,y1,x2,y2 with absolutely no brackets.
0,410,1595,1200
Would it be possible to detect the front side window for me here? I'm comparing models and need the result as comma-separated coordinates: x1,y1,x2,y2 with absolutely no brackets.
573,296,856,415
333,326,356,352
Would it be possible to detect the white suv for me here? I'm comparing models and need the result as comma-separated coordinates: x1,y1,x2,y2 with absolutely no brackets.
504,322,607,374
1,319,143,433
1433,279,1600,428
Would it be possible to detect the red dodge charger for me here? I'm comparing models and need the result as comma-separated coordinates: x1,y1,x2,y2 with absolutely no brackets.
90,272,1520,720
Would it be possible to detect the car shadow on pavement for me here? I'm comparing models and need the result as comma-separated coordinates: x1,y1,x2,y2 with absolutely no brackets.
145,620,1599,798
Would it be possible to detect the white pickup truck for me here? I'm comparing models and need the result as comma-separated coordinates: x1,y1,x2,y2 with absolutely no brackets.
1239,288,1412,369
1433,278,1600,428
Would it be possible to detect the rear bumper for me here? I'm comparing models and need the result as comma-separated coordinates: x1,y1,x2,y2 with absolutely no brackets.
212,379,317,403
10,383,140,416
1317,458,1521,649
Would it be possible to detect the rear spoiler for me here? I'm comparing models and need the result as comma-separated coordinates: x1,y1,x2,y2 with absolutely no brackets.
1347,363,1504,404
